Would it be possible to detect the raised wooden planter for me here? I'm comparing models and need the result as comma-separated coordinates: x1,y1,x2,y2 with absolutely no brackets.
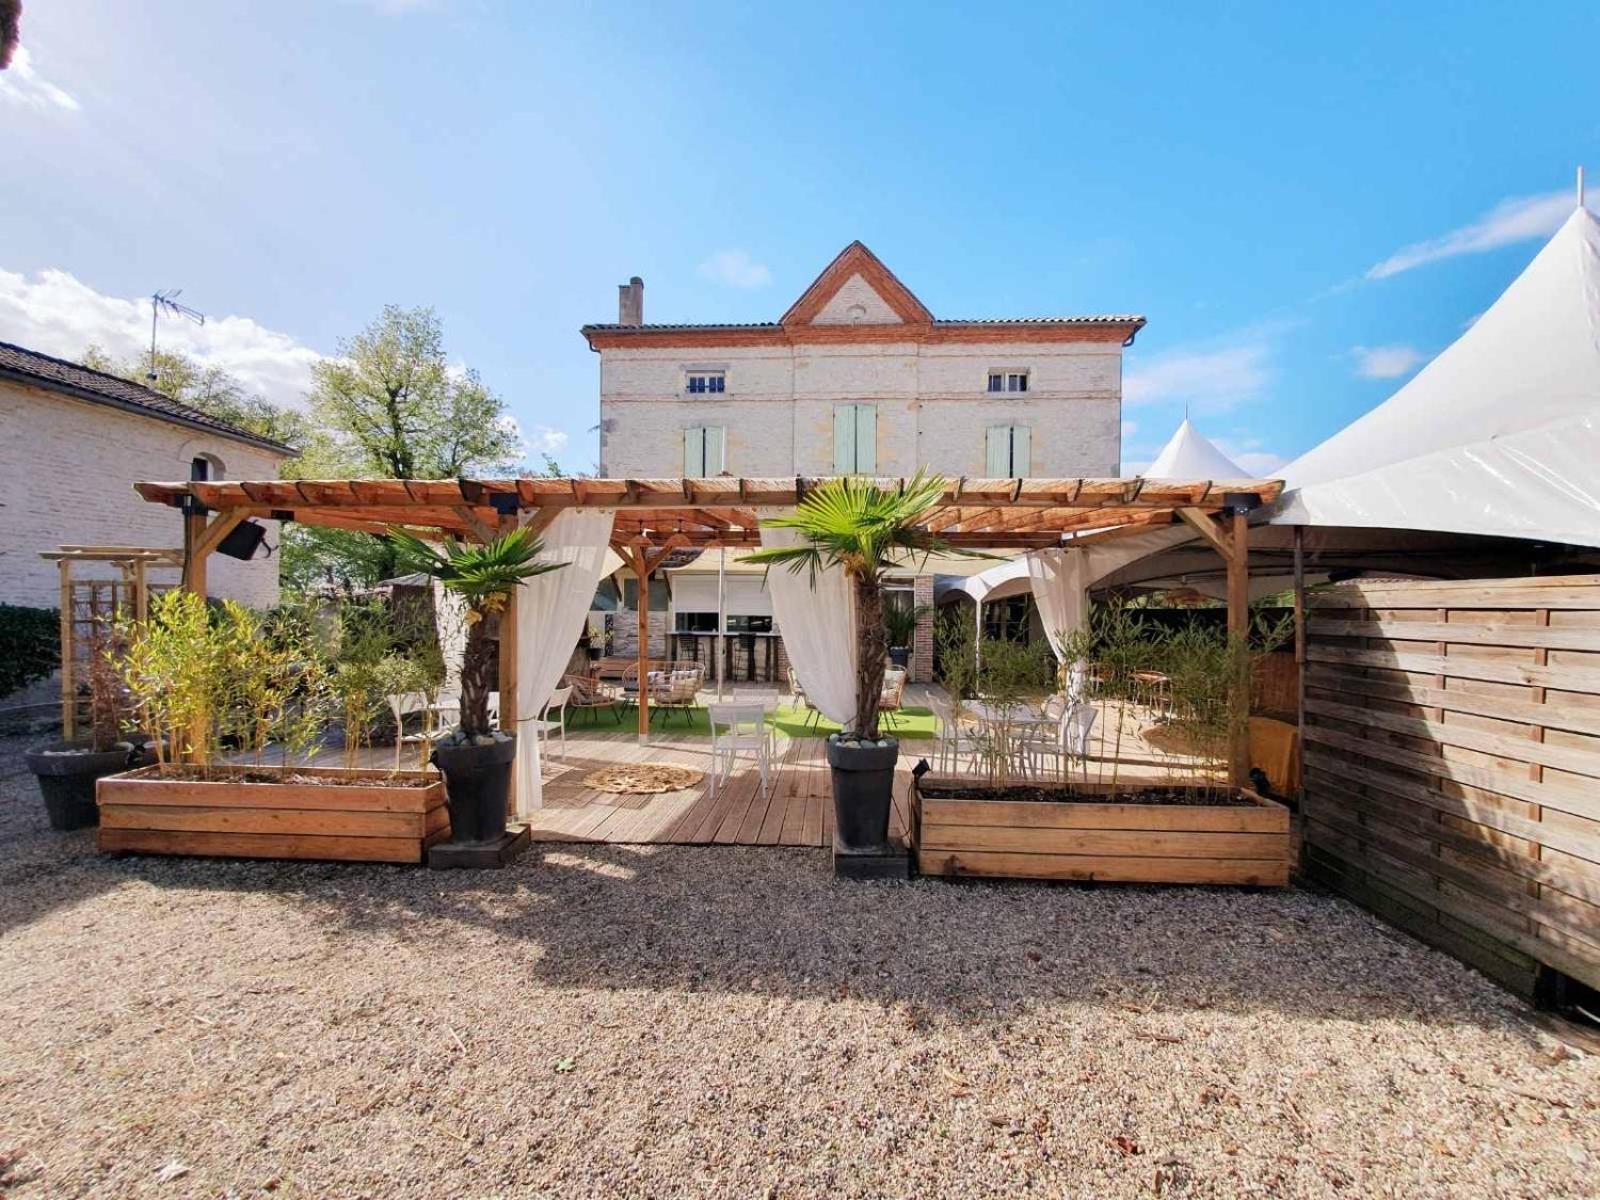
912,775,1290,886
97,766,449,864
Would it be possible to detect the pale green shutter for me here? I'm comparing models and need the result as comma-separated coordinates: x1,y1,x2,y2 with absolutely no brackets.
684,427,703,476
834,406,855,473
704,426,726,474
854,404,877,474
1011,426,1031,476
986,426,1010,475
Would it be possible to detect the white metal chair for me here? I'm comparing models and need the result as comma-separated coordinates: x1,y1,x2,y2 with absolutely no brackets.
928,693,979,774
388,691,441,769
534,685,572,760
708,701,771,796
1026,694,1098,780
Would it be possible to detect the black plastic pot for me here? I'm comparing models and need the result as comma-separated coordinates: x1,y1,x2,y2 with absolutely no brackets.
825,734,899,852
887,646,910,669
430,734,516,845
25,741,144,831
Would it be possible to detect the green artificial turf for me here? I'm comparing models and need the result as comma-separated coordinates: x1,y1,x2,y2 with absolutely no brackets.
563,702,936,740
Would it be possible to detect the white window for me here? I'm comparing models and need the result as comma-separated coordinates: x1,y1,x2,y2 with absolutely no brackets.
685,370,725,395
833,404,877,474
986,425,1032,476
683,425,726,475
986,370,1029,394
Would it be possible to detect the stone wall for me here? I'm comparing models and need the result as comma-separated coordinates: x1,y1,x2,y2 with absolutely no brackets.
0,378,288,610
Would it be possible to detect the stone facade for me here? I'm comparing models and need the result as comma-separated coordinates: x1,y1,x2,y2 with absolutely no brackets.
0,376,290,610
911,574,936,684
585,243,1140,480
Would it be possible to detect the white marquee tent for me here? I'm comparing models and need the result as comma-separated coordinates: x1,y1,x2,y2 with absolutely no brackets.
1270,202,1600,548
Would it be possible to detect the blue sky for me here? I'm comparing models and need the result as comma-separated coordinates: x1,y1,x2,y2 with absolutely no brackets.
2,0,1597,475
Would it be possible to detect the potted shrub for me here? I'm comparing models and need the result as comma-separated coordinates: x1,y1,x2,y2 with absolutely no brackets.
25,622,145,830
389,526,564,848
97,590,448,864
748,472,982,853
883,602,930,670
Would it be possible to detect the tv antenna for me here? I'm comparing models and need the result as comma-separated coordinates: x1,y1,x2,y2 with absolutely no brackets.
148,289,206,382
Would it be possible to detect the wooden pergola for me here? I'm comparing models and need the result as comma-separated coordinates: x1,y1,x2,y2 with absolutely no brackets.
135,474,1284,794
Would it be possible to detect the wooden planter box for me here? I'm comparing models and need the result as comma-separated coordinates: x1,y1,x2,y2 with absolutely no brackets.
97,766,450,864
912,775,1290,886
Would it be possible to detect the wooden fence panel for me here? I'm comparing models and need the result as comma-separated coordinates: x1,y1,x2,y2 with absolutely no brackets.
1303,575,1600,999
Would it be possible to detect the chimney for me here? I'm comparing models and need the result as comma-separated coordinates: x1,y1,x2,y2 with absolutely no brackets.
617,276,644,325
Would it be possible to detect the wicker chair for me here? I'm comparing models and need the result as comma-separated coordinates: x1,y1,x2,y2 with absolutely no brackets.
879,667,907,730
647,664,705,726
563,673,626,725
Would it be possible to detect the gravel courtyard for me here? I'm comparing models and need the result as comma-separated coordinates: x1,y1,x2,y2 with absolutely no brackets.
1,736,1596,1199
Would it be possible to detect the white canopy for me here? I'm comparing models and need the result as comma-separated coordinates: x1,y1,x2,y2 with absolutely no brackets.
1145,418,1246,479
1271,204,1600,548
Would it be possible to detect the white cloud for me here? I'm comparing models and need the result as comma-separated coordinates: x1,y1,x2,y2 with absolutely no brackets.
1366,188,1576,280
1123,344,1272,413
0,45,81,113
1351,344,1426,380
0,267,322,408
697,249,773,290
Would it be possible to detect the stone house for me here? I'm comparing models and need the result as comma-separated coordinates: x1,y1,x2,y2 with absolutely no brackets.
580,244,1143,683
0,341,294,609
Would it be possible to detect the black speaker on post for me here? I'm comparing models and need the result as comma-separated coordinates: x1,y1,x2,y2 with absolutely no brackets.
216,519,269,561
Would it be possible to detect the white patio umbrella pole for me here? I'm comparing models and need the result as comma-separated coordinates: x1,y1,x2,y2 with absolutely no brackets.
717,546,727,700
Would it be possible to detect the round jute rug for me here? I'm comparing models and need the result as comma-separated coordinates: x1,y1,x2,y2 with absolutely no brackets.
581,763,704,795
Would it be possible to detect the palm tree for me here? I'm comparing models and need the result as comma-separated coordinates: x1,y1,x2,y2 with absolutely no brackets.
747,471,986,738
388,526,566,737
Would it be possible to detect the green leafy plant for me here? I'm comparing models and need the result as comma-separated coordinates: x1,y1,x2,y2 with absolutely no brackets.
388,526,566,737
0,604,59,698
747,472,989,739
883,602,931,650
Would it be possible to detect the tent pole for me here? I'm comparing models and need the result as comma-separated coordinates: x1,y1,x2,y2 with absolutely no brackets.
717,546,727,701
1293,524,1306,807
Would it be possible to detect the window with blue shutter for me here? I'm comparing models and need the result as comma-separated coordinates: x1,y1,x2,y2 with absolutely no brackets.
833,404,877,474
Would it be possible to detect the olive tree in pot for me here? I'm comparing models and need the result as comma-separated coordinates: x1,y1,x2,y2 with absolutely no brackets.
25,622,146,830
389,526,564,844
747,472,983,852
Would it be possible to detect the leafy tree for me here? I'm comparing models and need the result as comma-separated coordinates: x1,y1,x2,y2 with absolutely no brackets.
303,305,520,479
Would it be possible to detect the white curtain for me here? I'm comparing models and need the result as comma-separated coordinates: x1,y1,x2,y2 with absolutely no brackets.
1026,548,1091,660
760,524,858,726
512,508,616,814
432,580,469,695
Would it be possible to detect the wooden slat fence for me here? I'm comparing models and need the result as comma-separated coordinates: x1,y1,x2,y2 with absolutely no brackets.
1301,575,1600,1000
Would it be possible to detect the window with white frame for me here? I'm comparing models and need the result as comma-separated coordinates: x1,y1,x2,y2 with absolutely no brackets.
683,425,726,475
986,370,1030,394
985,424,1032,476
833,404,877,474
685,369,726,394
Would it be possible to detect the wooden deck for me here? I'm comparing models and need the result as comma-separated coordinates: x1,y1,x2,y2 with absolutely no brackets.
528,731,915,848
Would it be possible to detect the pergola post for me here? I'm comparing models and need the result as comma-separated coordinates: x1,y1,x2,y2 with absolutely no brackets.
57,559,75,742
1225,506,1251,788
635,553,651,740
1292,524,1306,804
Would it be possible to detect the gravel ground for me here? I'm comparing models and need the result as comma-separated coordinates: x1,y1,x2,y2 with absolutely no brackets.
1,734,1596,1199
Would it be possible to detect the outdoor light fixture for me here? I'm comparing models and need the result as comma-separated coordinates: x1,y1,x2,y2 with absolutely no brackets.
216,519,270,561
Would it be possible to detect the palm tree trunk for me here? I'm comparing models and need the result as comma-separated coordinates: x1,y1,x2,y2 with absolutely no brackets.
854,574,888,738
460,621,495,736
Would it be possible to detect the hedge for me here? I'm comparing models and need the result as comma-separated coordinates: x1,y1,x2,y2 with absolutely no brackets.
0,605,60,698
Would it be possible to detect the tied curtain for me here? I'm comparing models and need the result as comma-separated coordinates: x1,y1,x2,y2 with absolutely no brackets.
759,524,858,726
512,508,616,814
1025,547,1091,658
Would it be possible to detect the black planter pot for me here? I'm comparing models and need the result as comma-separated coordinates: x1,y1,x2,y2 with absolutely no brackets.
825,734,899,852
430,734,516,845
25,741,144,831
887,646,910,669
